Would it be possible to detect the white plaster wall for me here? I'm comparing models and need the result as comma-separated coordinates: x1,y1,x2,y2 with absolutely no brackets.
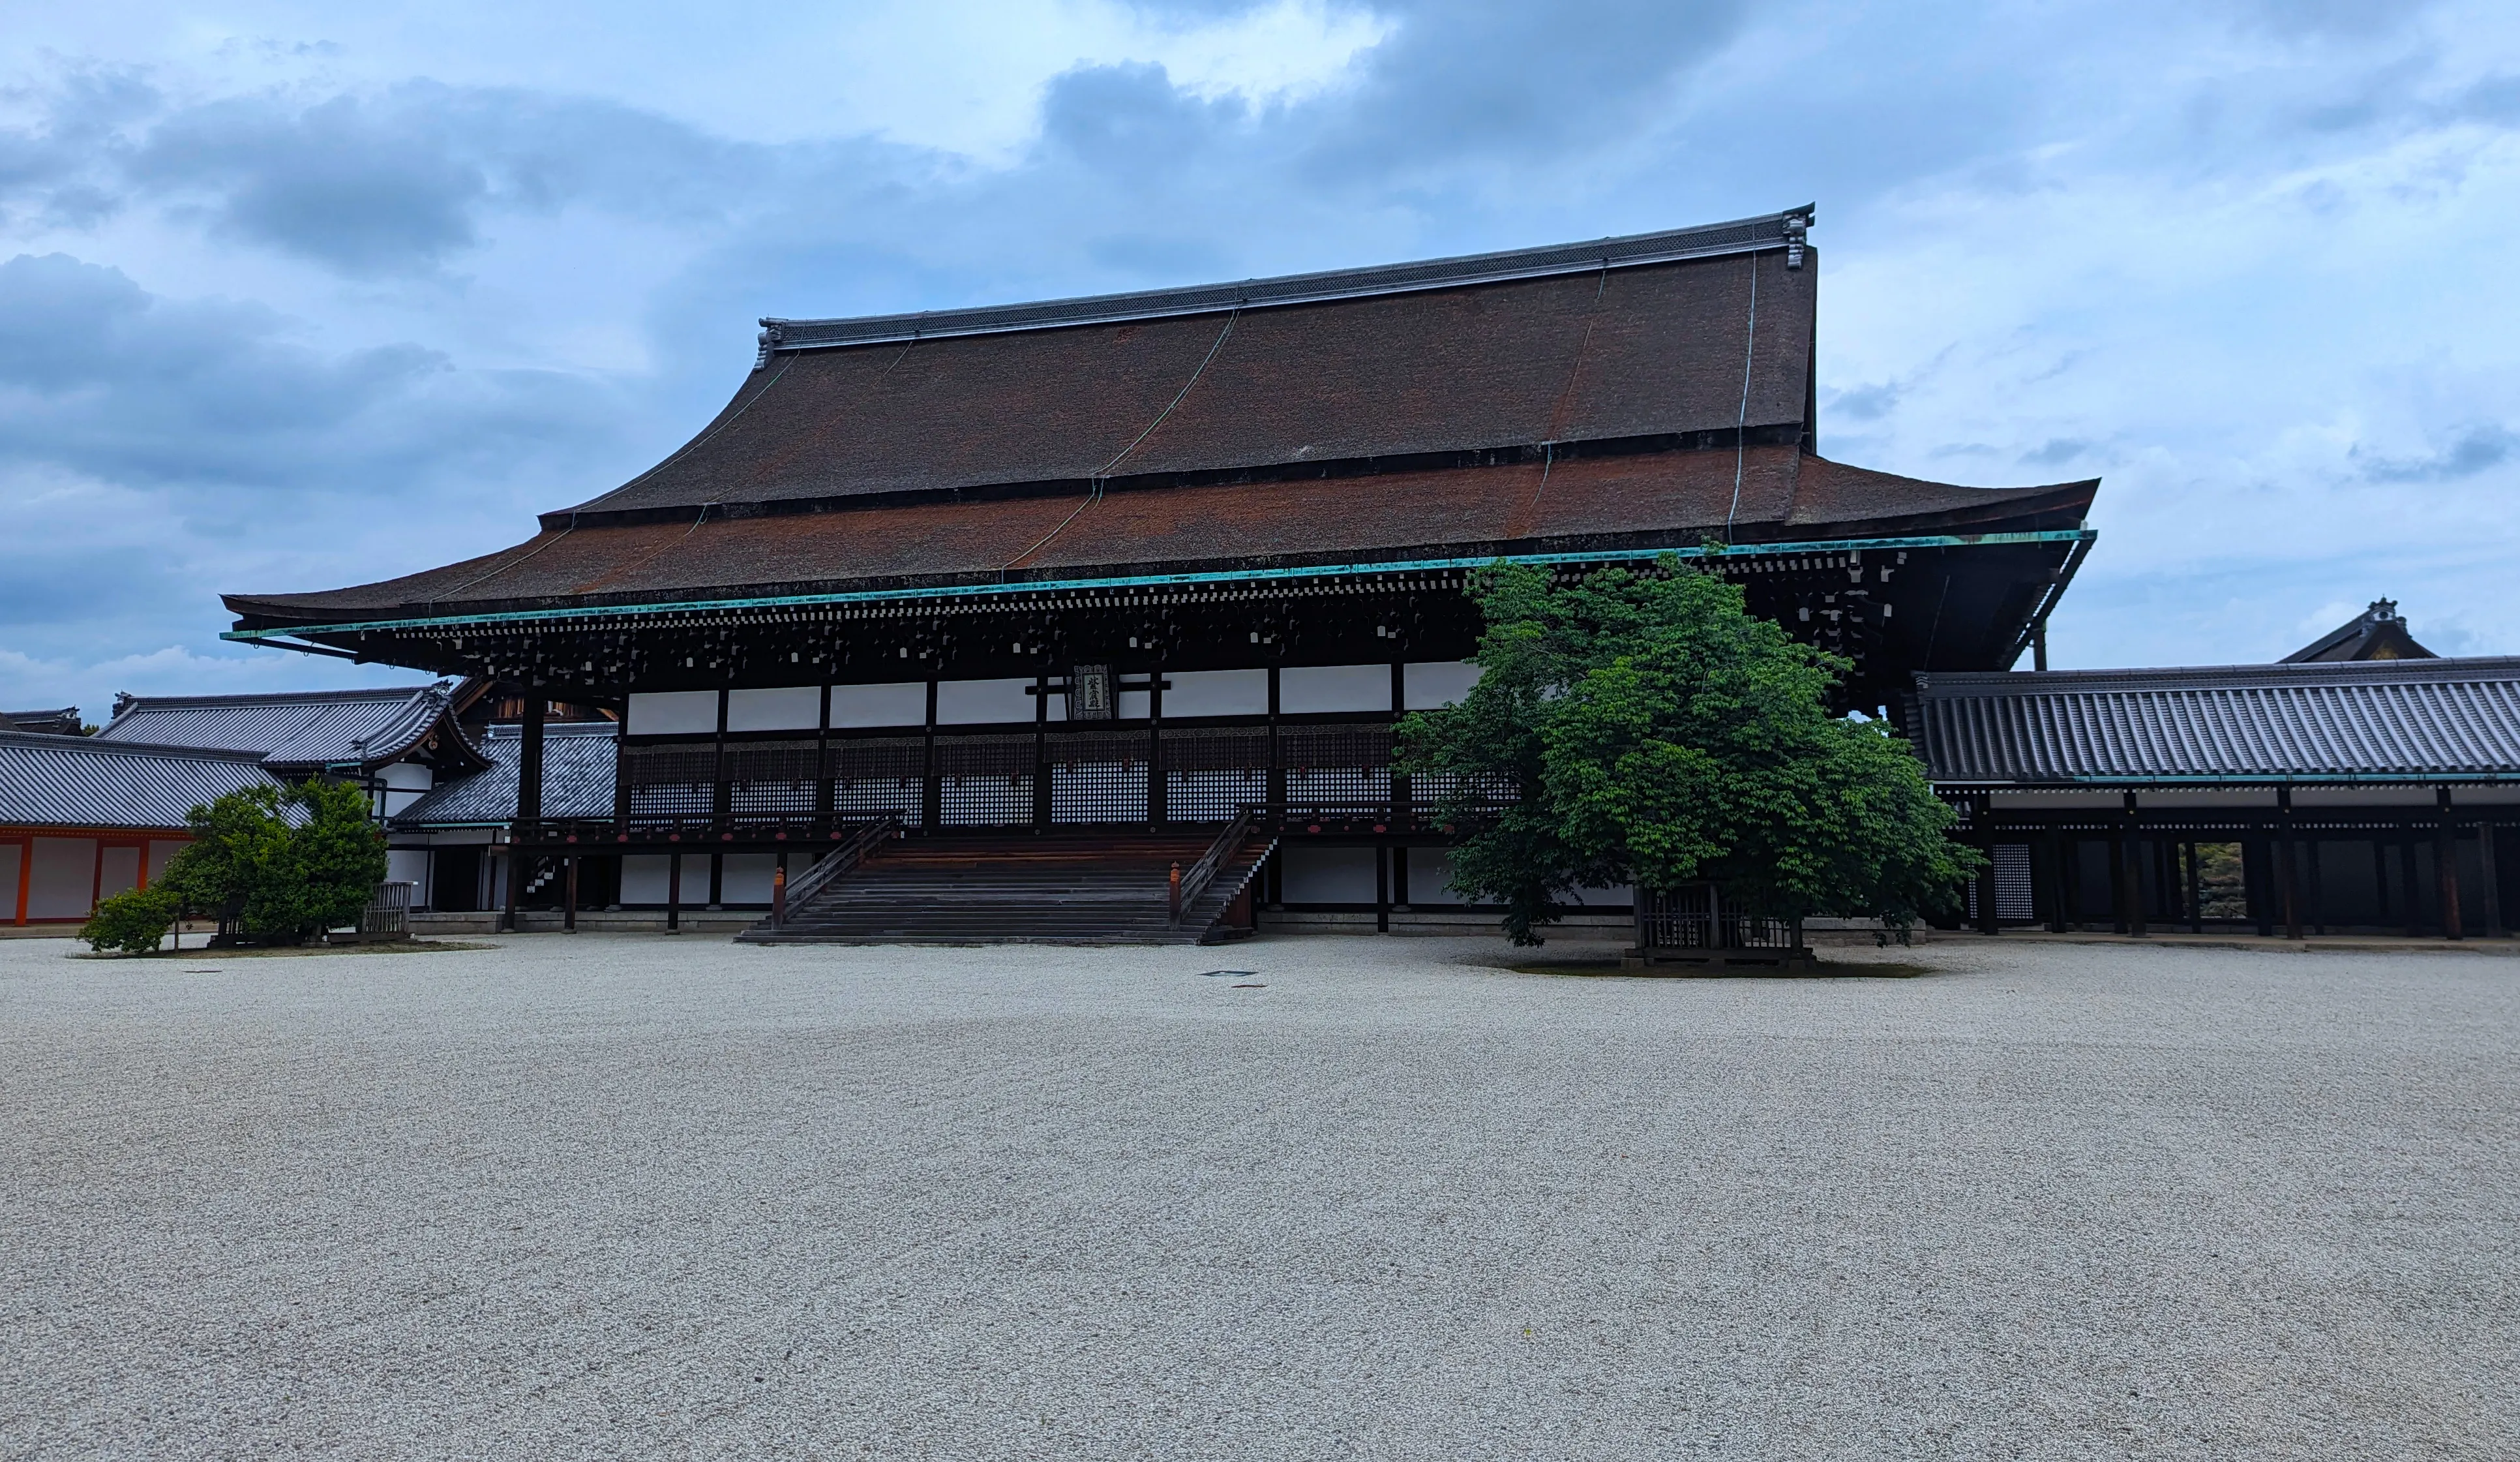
1403,846,1470,905
386,849,431,903
621,853,674,904
1282,664,1392,714
96,846,141,902
720,853,777,904
728,686,822,732
27,837,96,919
1163,669,1267,718
1280,845,1378,903
937,678,1038,725
147,840,183,882
378,760,434,816
1403,661,1484,710
627,690,719,736
830,682,929,728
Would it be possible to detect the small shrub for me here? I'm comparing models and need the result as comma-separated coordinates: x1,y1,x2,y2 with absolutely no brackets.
81,887,181,955
161,780,387,945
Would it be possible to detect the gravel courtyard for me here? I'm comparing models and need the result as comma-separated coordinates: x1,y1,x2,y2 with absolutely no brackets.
2,933,2513,1460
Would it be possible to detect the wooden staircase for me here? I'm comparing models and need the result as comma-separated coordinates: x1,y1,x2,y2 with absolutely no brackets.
738,828,1276,945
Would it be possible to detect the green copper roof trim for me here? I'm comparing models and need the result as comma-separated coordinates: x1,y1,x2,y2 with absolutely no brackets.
225,528,2095,643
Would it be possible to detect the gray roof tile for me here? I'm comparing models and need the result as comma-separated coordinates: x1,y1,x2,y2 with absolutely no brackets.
1912,658,2520,785
97,685,466,770
0,732,281,830
393,722,616,826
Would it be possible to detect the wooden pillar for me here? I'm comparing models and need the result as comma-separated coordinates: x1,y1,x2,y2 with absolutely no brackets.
2186,838,2204,934
2480,819,2505,937
2056,834,2080,932
1971,797,1998,935
2120,791,2146,937
2401,829,2423,938
505,687,546,931
815,684,834,828
1265,667,1286,823
710,688,730,835
1389,663,1408,825
2108,827,2128,935
1393,844,1412,913
563,855,578,933
2437,786,2463,941
2249,836,2273,937
2307,838,2326,937
1032,670,1051,832
708,852,723,909
666,849,682,933
2277,786,2301,941
2373,838,2392,927
1146,680,1165,827
1375,843,1390,934
921,680,941,832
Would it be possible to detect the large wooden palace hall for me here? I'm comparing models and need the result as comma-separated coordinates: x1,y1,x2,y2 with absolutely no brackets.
221,206,2099,941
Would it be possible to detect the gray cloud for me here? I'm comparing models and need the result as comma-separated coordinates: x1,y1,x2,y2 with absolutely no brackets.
122,84,764,275
2355,425,2515,483
0,251,623,494
0,67,157,228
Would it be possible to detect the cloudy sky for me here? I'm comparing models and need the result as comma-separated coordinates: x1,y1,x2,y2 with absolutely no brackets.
4,0,2516,718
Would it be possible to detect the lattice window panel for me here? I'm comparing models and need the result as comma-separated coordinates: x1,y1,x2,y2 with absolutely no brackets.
936,733,1037,827
622,744,717,819
727,740,821,815
1045,731,1150,824
1966,844,2035,922
1161,727,1270,822
1411,770,1520,819
832,736,927,826
1281,725,1392,810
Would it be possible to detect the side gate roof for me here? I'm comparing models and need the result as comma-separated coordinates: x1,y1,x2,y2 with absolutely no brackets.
1910,658,2520,786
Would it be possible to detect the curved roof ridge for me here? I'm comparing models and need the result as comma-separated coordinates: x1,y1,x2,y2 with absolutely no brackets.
762,207,1814,352
0,729,271,763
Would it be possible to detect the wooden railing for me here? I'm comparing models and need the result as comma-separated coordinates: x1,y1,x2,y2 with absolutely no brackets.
772,817,901,930
1172,807,1258,924
1634,883,1802,953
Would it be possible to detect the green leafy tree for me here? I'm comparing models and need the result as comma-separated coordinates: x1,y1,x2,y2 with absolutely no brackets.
80,887,181,954
1400,556,1983,943
160,780,387,945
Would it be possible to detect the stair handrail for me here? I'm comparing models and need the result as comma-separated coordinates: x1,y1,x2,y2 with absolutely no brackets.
1172,806,1257,924
776,815,900,928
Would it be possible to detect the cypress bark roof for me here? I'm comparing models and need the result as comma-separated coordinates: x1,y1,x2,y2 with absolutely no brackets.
229,449,2093,620
568,210,1818,524
222,206,2098,632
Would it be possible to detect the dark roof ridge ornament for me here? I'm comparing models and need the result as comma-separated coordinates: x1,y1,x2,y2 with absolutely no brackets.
753,322,784,372
2280,596,2437,663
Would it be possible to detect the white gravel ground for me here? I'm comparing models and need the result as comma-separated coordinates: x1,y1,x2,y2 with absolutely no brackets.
1,932,2513,1460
